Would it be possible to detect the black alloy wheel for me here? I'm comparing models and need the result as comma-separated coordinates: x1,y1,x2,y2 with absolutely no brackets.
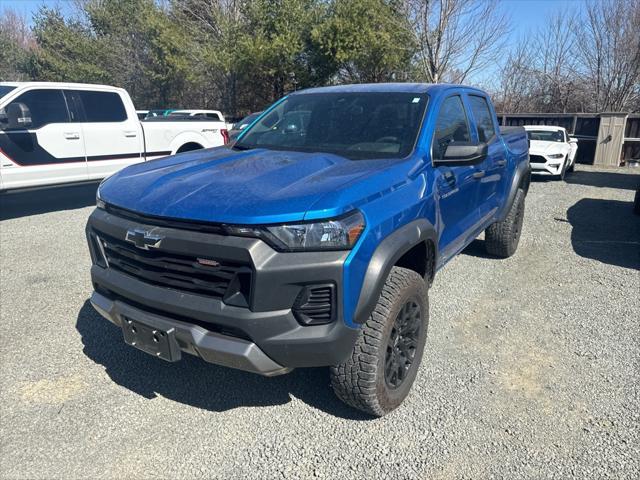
385,299,422,389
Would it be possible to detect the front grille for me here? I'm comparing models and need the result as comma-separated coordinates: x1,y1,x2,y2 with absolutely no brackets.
530,154,547,164
293,284,335,325
94,231,251,301
105,204,227,235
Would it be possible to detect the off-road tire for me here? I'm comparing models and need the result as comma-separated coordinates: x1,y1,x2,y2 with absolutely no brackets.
330,267,428,417
485,188,525,258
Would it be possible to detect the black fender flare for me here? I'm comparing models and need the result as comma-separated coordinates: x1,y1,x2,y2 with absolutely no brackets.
353,219,437,325
498,159,531,222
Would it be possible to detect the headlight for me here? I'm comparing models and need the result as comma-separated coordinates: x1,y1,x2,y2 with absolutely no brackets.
96,188,106,210
548,153,564,159
226,210,365,251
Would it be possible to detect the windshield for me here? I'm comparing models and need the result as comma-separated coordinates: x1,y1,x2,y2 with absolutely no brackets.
0,86,16,101
235,112,261,130
236,92,428,159
527,130,564,142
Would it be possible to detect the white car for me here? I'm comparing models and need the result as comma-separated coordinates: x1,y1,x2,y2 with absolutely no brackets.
168,109,224,121
524,125,578,180
168,110,233,130
0,82,229,191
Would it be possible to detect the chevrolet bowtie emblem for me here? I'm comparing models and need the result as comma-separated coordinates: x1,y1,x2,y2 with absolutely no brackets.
125,229,163,250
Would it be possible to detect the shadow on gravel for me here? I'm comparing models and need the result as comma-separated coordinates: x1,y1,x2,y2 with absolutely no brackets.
566,198,640,270
76,301,372,420
564,169,640,190
461,239,494,259
0,182,99,220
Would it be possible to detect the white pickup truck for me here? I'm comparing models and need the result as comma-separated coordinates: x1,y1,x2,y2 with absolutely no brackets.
0,82,228,191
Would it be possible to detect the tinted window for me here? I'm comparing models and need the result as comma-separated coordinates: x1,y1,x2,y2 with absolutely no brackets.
75,90,127,122
8,89,69,129
469,95,495,142
237,93,428,159
205,113,221,121
433,96,471,160
0,86,16,100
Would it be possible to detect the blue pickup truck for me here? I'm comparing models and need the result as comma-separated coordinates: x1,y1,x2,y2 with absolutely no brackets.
87,83,529,416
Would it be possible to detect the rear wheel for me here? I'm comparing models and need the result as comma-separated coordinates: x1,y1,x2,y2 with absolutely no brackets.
485,188,525,258
330,267,428,417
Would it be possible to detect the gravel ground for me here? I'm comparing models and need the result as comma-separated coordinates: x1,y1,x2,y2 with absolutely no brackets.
1,165,638,479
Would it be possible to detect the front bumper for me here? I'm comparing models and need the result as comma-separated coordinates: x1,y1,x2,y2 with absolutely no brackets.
86,207,360,374
530,156,564,175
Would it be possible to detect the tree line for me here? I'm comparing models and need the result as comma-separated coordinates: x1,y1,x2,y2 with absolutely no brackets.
1,0,638,117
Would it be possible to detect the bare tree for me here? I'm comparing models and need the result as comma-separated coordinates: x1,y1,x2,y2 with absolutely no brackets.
574,0,640,111
402,0,509,83
0,8,35,80
493,40,536,113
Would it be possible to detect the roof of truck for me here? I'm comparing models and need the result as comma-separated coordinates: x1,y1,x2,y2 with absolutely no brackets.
293,83,485,95
0,81,124,91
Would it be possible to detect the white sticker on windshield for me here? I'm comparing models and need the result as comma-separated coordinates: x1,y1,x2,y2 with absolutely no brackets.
412,97,420,103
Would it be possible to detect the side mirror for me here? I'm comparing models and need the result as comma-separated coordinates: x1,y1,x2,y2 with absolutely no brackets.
435,142,488,164
569,137,578,144
6,102,32,129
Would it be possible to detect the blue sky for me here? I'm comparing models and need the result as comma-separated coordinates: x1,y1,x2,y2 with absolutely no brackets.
0,0,586,30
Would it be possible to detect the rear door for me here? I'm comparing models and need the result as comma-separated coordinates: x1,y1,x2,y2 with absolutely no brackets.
0,88,87,189
432,95,481,261
68,89,143,180
466,93,505,223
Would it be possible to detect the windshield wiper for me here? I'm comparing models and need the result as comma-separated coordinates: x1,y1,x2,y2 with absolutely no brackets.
232,143,253,151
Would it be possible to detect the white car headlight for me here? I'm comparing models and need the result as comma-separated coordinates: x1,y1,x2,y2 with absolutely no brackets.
548,153,564,159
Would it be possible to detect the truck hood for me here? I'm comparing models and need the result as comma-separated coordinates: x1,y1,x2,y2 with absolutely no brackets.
99,146,403,224
529,140,566,156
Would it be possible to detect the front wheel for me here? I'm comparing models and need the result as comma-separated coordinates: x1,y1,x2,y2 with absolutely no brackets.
555,156,568,180
330,267,428,417
566,157,575,173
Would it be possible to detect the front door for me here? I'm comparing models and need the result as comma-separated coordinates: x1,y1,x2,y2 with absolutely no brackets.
0,88,87,190
432,95,481,261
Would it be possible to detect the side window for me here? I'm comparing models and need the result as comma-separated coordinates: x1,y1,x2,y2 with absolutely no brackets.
433,96,471,160
468,95,496,143
206,113,221,121
8,89,69,129
74,91,127,122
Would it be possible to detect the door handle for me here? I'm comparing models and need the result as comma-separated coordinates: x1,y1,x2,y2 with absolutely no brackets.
496,159,507,167
124,131,138,138
64,132,80,140
472,170,485,179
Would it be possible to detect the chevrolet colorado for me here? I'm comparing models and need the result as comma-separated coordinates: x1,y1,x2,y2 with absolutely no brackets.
86,83,530,416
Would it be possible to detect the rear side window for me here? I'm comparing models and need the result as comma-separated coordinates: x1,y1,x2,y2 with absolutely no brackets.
205,113,222,121
74,90,127,122
8,89,69,129
468,95,496,142
433,96,471,160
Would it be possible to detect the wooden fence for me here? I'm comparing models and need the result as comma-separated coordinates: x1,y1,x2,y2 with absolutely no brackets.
498,113,640,166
